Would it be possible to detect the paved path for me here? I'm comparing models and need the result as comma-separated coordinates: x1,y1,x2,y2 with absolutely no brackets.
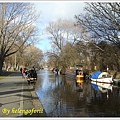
0,71,46,117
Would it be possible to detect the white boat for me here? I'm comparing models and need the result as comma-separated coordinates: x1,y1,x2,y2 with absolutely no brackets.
90,71,113,84
90,77,113,83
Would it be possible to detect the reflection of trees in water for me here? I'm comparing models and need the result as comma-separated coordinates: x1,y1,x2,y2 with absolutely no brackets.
87,85,120,117
47,76,73,116
36,70,120,117
48,76,91,116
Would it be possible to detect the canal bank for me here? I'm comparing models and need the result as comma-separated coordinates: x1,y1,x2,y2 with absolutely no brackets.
0,71,47,117
26,85,47,117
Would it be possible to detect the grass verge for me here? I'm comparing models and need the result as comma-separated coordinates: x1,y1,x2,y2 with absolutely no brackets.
0,71,14,80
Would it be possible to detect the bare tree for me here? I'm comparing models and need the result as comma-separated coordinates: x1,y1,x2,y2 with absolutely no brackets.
46,19,86,52
75,2,120,71
75,2,120,47
46,19,89,70
23,45,43,68
0,3,41,73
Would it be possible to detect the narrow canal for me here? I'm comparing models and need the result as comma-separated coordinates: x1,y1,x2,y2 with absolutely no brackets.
35,68,120,117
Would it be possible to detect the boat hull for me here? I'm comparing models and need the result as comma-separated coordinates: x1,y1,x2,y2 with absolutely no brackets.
65,72,76,79
90,77,113,84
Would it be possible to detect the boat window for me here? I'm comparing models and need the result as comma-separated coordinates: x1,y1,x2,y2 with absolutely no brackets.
76,70,82,75
102,88,106,90
102,75,106,78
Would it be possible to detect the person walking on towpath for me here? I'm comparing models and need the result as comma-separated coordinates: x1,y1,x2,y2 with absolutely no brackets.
20,67,22,74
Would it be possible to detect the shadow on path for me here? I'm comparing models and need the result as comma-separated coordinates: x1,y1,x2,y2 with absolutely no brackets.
0,88,34,96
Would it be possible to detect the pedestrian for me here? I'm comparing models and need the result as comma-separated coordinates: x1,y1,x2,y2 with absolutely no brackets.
22,68,25,78
55,67,59,75
20,67,22,74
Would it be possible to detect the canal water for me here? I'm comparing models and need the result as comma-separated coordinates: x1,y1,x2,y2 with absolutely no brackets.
35,68,120,117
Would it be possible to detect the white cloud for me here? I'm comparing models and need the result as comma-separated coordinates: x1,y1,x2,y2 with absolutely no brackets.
33,1,85,52
34,1,85,23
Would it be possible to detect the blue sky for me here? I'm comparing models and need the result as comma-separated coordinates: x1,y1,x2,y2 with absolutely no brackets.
33,1,86,52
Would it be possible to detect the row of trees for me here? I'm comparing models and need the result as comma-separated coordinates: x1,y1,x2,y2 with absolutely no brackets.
46,18,91,72
46,2,120,73
75,2,120,71
1,2,120,74
0,3,44,73
4,45,44,71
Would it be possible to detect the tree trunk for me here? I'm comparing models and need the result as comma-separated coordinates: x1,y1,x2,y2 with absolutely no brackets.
0,58,4,75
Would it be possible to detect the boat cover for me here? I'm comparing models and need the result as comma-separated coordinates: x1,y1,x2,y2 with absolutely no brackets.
90,71,102,79
90,71,110,79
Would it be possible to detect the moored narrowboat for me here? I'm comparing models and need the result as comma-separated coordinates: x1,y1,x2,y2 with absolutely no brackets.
65,64,84,80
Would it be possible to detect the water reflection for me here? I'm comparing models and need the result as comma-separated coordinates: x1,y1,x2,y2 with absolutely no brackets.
35,69,120,117
91,81,113,99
